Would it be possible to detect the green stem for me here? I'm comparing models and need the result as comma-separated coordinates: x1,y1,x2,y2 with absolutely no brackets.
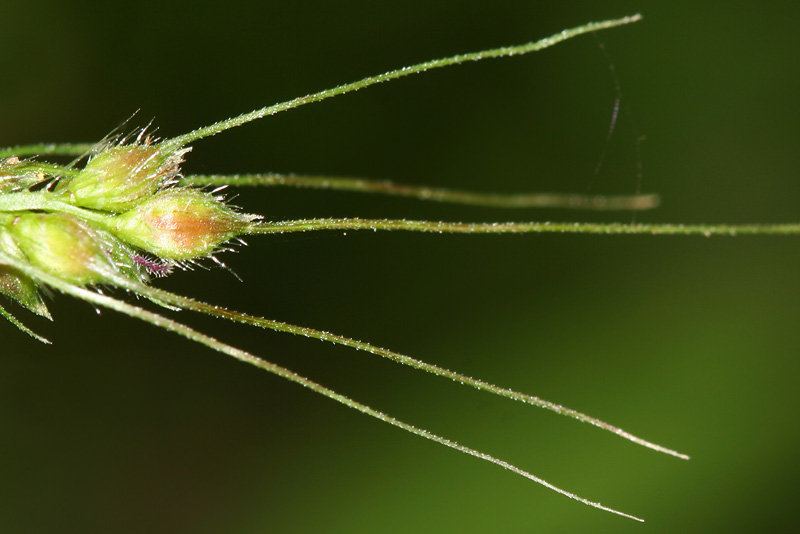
0,143,95,159
0,248,643,521
248,218,800,237
1,16,641,157
182,173,660,211
0,191,115,227
0,191,692,458
164,14,642,149
113,278,688,460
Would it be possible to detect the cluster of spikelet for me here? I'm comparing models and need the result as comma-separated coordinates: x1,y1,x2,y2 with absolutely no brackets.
0,15,698,521
0,138,258,329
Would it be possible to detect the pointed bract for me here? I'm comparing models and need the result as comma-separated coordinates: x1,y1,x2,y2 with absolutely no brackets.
57,144,188,212
112,190,258,261
9,213,130,285
0,228,50,317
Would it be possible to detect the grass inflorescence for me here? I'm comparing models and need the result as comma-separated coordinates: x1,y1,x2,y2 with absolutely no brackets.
3,13,795,521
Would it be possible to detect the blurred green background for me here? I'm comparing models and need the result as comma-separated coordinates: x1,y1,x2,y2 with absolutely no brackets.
3,1,800,532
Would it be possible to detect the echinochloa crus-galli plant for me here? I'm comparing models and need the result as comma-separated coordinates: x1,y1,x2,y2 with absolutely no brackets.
5,14,798,521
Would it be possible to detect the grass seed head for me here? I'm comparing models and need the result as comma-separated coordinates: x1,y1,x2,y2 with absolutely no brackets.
56,143,188,212
9,213,129,285
112,189,258,261
0,16,698,521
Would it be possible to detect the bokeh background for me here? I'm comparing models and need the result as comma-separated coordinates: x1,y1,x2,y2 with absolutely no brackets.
3,1,800,532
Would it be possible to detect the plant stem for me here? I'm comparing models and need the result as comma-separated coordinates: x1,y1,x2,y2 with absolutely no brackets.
0,143,95,159
0,247,643,522
114,278,689,460
163,15,642,148
248,218,800,237
183,173,660,211
0,191,115,227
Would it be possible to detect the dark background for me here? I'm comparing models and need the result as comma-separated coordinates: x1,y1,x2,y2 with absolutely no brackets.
3,1,800,532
